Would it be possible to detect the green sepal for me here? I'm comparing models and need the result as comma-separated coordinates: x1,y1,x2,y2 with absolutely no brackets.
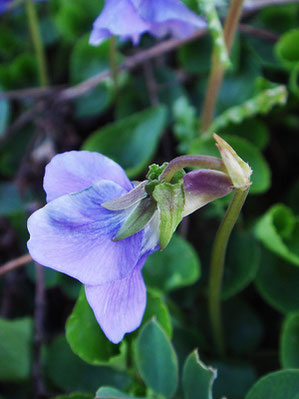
152,181,185,250
113,198,157,241
146,162,168,181
101,181,148,211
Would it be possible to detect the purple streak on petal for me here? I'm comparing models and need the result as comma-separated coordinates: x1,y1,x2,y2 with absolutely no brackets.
44,151,132,202
182,169,233,217
85,255,148,344
89,0,149,46
27,180,143,285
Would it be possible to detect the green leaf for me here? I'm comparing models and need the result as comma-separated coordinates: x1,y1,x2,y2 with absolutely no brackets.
135,320,178,398
280,312,299,368
0,318,33,381
209,85,287,136
245,370,299,399
144,234,201,292
189,135,271,194
254,204,299,266
275,28,299,70
255,248,299,313
222,231,260,299
152,181,185,249
70,35,115,118
182,350,217,399
65,287,125,367
218,118,269,150
143,289,172,338
113,198,157,241
95,387,142,399
51,0,103,41
45,336,130,393
82,106,167,178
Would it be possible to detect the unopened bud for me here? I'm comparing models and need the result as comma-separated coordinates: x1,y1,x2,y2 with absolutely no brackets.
214,134,252,190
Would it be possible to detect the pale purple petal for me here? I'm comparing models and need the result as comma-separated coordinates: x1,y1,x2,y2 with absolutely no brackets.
44,151,132,202
85,255,148,343
89,0,149,46
133,0,206,39
27,180,143,285
183,169,233,217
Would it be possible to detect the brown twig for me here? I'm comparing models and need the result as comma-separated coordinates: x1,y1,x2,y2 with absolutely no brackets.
0,253,33,277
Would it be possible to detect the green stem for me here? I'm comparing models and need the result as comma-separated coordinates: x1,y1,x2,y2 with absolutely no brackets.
200,0,245,132
25,0,49,87
109,36,119,95
208,187,249,356
160,155,226,183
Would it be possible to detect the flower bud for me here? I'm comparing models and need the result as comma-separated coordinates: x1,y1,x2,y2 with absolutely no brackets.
214,134,252,190
183,169,233,217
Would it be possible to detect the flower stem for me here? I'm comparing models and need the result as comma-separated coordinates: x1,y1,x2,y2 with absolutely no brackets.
208,187,249,356
200,0,245,132
160,155,226,183
25,0,49,87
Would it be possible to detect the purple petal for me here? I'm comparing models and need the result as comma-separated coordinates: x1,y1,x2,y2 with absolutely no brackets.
134,0,206,39
85,255,147,344
44,151,132,202
183,169,233,216
89,0,149,46
27,180,143,285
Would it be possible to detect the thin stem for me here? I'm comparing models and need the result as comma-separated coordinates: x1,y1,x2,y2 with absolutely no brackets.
200,0,245,132
109,36,119,95
0,254,33,277
208,188,249,356
160,155,226,183
25,0,49,87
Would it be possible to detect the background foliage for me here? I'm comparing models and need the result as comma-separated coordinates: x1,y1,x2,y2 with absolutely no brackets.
0,0,299,398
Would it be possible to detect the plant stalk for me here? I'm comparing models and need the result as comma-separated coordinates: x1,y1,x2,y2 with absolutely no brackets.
25,0,49,87
208,187,249,356
201,0,245,132
160,155,226,183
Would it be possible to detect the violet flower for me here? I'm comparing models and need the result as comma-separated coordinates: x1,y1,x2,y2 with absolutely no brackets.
90,0,207,45
27,151,232,343
0,0,45,14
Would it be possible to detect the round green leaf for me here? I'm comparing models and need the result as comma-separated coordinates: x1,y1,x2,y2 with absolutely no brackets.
0,318,32,381
276,28,299,70
280,312,299,368
143,234,200,292
135,320,178,398
255,249,299,313
245,370,299,399
82,106,167,178
142,289,172,338
255,204,299,266
182,350,217,399
95,387,143,399
222,230,261,299
45,336,130,393
65,287,125,367
189,135,271,194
